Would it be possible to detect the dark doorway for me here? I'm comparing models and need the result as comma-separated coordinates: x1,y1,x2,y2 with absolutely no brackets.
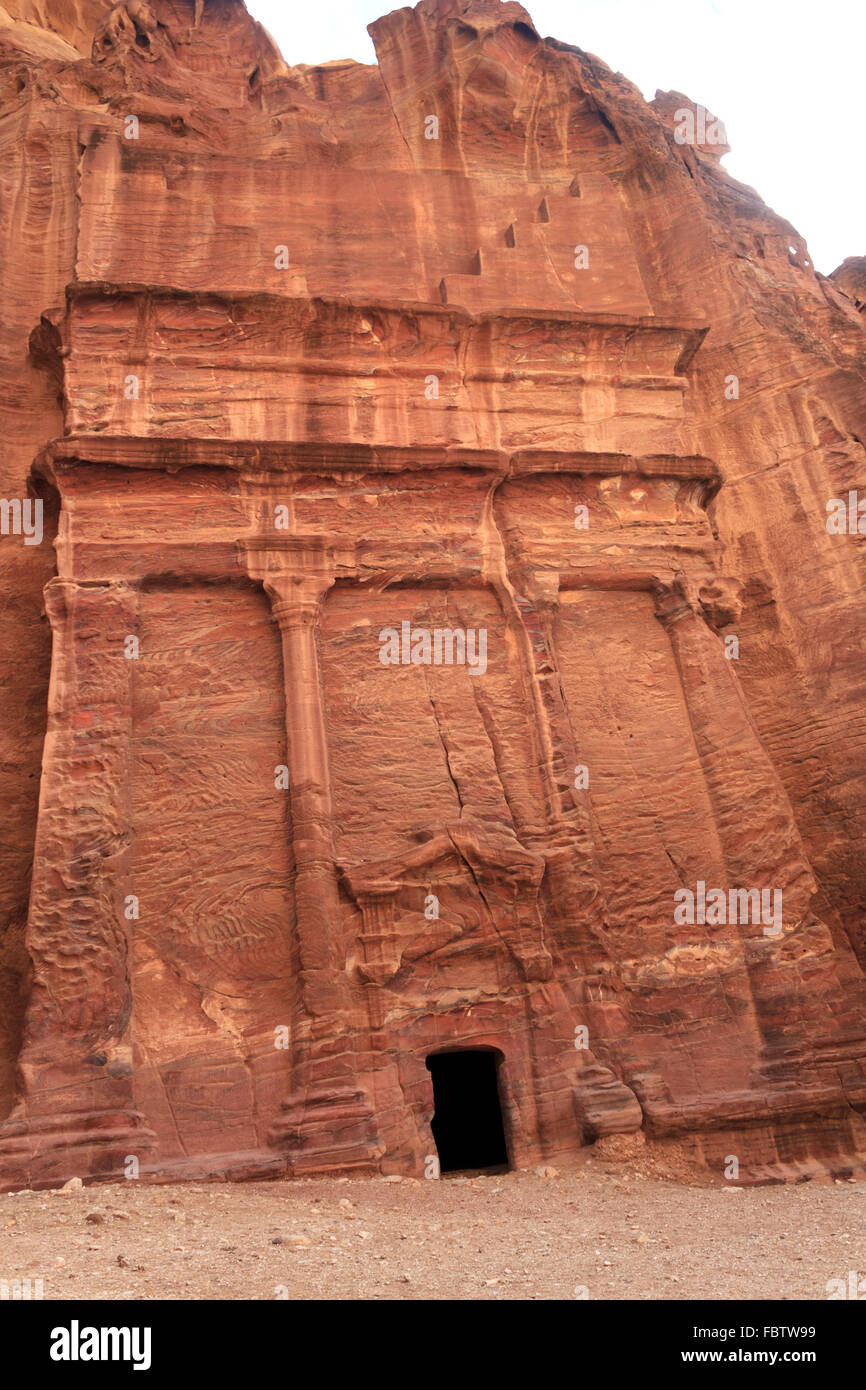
426,1049,509,1173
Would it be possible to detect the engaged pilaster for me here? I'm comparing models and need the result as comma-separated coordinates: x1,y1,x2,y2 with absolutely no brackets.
0,578,155,1186
242,535,384,1172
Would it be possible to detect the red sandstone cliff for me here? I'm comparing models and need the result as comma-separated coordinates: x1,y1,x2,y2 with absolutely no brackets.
0,0,865,1187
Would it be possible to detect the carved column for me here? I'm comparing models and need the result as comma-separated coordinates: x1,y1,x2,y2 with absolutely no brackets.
654,580,836,1082
498,574,609,962
655,580,816,905
0,578,155,1187
346,880,403,991
243,536,383,1171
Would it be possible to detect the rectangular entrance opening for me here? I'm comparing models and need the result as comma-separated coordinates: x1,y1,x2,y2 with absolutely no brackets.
426,1049,509,1174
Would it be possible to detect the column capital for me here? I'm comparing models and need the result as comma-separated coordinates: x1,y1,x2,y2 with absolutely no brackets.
240,532,353,617
652,575,695,627
653,573,743,632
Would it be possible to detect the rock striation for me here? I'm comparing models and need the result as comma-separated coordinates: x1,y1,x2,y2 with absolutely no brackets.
0,0,865,1188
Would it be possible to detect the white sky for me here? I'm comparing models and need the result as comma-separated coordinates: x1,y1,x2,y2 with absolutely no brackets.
244,0,864,276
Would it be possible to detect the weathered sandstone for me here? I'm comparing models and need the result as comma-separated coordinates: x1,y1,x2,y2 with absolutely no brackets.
0,0,865,1188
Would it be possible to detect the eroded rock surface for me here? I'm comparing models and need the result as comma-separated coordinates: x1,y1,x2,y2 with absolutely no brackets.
1,0,865,1188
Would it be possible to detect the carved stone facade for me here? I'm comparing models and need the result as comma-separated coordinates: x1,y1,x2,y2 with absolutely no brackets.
1,0,865,1187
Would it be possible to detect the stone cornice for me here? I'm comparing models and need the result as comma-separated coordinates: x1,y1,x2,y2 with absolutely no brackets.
39,435,721,490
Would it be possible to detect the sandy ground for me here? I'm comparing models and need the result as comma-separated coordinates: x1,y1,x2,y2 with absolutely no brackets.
1,1147,863,1301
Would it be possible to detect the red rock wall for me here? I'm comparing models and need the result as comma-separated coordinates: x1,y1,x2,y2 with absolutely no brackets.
1,0,865,1187
131,581,295,1158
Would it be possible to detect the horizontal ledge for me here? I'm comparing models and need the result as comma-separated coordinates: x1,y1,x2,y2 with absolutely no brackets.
61,280,710,340
642,1082,858,1136
52,545,714,596
41,437,721,483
